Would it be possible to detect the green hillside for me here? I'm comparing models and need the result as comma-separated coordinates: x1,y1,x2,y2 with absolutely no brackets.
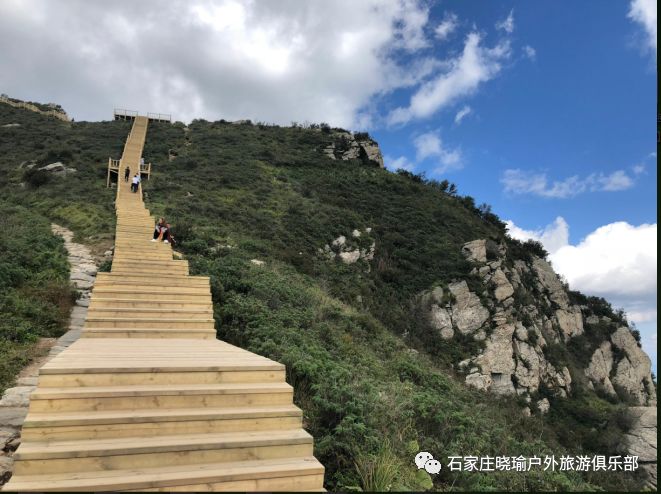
0,104,649,491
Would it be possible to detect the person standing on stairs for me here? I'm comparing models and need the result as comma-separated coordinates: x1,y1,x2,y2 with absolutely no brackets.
124,166,130,182
151,217,171,243
131,173,140,192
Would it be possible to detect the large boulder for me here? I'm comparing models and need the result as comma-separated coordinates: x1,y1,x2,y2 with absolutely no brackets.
448,281,489,335
491,268,514,301
474,322,516,395
555,307,584,340
584,341,616,396
531,258,570,309
610,327,656,405
461,240,487,263
430,305,453,339
624,407,657,489
39,162,76,175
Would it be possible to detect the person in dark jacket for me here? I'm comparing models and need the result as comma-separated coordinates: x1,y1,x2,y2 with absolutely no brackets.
151,217,171,243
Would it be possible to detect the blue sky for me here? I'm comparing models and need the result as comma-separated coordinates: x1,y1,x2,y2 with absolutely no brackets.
0,0,656,370
368,1,658,372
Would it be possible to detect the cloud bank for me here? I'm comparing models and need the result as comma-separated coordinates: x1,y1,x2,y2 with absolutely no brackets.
506,218,657,326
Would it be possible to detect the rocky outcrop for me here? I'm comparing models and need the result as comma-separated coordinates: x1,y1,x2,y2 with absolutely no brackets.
322,131,384,168
610,328,656,406
320,229,375,265
461,240,487,263
39,162,77,176
585,341,616,396
418,236,656,413
0,224,93,487
448,281,489,335
624,407,657,489
582,327,656,406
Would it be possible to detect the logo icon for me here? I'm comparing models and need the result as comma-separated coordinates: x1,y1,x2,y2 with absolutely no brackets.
414,451,442,474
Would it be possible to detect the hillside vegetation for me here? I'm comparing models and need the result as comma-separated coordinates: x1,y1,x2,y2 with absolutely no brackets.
0,104,649,491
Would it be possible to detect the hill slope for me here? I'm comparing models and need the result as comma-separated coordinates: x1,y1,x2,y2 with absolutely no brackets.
0,101,655,490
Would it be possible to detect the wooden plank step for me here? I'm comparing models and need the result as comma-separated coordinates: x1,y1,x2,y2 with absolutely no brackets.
81,328,216,339
22,405,303,440
89,299,210,309
12,429,314,475
5,456,323,492
25,404,302,427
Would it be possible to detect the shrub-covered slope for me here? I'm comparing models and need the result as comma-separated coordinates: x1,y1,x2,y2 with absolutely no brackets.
0,103,654,490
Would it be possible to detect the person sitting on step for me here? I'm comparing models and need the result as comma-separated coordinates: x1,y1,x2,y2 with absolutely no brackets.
151,217,171,244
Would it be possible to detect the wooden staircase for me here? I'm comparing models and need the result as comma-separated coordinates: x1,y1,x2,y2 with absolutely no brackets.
3,116,325,492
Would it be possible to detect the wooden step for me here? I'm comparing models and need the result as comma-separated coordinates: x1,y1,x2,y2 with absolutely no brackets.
5,456,324,492
38,368,286,387
90,288,210,301
22,405,303,440
29,382,294,413
82,328,216,339
85,318,215,329
108,268,191,277
89,298,209,309
12,429,313,475
92,285,210,294
111,259,187,267
87,307,213,317
94,277,209,288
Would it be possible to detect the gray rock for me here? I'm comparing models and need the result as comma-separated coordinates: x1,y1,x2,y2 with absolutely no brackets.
448,281,489,334
537,398,550,414
430,305,453,339
357,139,385,168
531,257,570,309
611,327,656,405
555,307,584,340
331,235,346,248
0,387,34,407
514,340,541,393
491,269,514,301
0,455,13,483
474,323,516,395
338,250,360,264
624,407,657,489
15,377,37,387
522,407,531,417
462,240,487,263
466,372,491,391
585,341,616,396
0,408,28,427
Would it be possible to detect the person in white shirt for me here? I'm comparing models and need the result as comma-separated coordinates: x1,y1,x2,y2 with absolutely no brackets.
131,174,140,192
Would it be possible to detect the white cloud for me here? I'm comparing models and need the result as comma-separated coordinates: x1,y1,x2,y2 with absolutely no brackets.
505,216,569,255
454,105,472,124
387,32,511,125
413,131,462,173
501,168,637,198
523,45,536,61
628,0,657,54
507,218,658,364
384,155,415,172
496,9,515,34
0,0,439,127
632,164,646,175
435,12,458,41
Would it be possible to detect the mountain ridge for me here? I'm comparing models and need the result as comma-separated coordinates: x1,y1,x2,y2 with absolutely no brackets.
0,98,656,490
